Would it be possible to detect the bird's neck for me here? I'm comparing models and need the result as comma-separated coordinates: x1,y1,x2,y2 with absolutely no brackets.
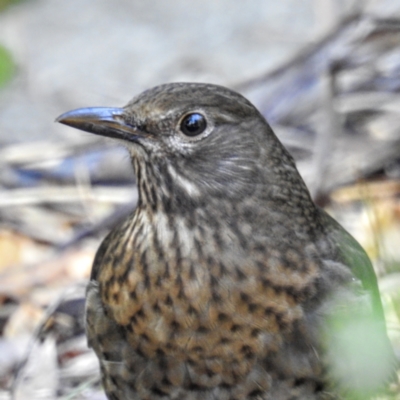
131,144,321,247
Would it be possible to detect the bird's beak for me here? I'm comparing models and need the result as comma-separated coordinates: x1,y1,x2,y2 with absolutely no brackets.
56,107,139,141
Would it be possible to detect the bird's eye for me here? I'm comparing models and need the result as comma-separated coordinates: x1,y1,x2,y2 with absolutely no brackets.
180,113,207,137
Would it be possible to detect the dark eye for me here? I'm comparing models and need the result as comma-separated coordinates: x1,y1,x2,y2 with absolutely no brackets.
180,113,207,137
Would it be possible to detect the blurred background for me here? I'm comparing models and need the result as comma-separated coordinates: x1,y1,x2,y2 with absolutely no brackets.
0,0,399,398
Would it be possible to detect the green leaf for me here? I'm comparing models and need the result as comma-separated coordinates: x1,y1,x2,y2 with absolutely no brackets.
0,45,15,89
0,0,24,12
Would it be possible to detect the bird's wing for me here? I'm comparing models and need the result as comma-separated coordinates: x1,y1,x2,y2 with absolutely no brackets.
320,210,385,320
316,209,396,397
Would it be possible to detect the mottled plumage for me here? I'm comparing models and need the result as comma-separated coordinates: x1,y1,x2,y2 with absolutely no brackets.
57,83,395,400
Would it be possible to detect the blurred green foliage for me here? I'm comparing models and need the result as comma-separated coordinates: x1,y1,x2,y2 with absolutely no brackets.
0,0,21,88
0,45,14,88
0,0,24,12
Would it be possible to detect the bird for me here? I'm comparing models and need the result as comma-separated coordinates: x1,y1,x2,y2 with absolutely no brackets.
56,83,396,400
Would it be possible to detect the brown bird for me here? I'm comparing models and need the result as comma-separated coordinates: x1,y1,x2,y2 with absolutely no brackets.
57,83,395,400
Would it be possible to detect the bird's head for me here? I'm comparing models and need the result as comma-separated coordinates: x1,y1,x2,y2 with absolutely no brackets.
57,83,307,216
